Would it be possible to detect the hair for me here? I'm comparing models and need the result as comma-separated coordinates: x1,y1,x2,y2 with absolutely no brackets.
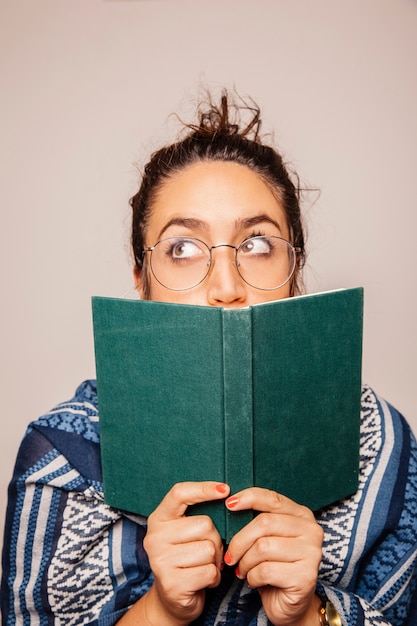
130,90,306,297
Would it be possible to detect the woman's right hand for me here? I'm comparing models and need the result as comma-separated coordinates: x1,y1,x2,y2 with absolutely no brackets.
139,481,229,625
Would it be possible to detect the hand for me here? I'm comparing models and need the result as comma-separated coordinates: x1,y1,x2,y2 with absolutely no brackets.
224,488,323,626
142,481,230,625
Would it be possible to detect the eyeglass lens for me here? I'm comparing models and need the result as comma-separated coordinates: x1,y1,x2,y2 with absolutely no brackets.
148,236,296,291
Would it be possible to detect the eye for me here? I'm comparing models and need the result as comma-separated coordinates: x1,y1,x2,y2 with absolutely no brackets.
240,236,273,255
167,238,205,260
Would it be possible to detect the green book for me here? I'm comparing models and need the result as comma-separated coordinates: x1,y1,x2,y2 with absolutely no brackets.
92,288,363,541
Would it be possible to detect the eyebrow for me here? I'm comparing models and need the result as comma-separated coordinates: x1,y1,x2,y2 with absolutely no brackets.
158,214,283,240
235,214,283,234
158,218,208,240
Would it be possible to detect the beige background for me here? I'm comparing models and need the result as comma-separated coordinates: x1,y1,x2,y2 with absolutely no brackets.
1,0,416,565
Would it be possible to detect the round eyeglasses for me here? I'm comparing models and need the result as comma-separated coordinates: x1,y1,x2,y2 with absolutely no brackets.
142,235,301,291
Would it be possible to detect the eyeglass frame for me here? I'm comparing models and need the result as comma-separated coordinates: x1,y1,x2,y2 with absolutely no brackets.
142,235,302,292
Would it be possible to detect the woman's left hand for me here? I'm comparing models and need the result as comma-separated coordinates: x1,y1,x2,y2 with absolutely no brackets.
224,488,323,626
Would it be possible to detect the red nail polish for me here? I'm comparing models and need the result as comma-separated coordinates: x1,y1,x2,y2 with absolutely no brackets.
235,566,241,578
215,483,228,494
226,496,239,508
224,551,233,565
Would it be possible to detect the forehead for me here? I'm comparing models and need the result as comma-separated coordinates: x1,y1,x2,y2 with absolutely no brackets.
148,160,288,239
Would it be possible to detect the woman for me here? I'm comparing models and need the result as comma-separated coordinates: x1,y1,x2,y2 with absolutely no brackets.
2,92,417,626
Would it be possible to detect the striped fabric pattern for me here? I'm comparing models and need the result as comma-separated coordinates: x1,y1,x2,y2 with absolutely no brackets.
1,381,417,625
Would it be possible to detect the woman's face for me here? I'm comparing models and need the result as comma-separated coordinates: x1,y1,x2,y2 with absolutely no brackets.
135,161,295,307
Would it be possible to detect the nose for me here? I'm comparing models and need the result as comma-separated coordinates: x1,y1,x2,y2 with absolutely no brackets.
206,245,247,307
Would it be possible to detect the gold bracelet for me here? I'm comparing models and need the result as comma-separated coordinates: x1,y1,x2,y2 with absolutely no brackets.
318,600,342,626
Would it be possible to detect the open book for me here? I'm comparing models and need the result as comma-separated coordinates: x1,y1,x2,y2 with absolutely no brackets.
92,288,363,541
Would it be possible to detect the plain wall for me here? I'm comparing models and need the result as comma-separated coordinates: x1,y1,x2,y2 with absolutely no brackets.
1,0,416,565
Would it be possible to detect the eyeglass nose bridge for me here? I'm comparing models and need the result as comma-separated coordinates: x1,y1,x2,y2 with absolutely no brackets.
207,242,240,270
210,243,238,251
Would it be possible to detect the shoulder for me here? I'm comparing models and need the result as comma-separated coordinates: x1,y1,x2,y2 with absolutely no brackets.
15,380,103,485
31,379,100,443
360,384,416,461
319,385,416,534
358,384,417,503
318,386,417,591
356,385,417,535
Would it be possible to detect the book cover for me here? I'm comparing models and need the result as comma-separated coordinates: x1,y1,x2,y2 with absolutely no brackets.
92,288,363,541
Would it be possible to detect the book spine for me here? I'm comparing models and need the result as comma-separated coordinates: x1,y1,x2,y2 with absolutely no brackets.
222,308,254,539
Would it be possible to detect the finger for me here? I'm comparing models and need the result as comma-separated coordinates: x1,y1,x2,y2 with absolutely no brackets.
226,512,323,567
235,532,322,580
226,487,313,519
144,515,223,568
173,563,222,592
236,534,309,573
151,481,230,522
150,513,222,543
165,539,224,570
245,559,319,593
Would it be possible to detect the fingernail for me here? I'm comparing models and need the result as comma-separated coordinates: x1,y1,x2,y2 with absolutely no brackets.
219,561,224,571
216,483,228,494
235,566,242,578
226,496,239,508
224,550,233,565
